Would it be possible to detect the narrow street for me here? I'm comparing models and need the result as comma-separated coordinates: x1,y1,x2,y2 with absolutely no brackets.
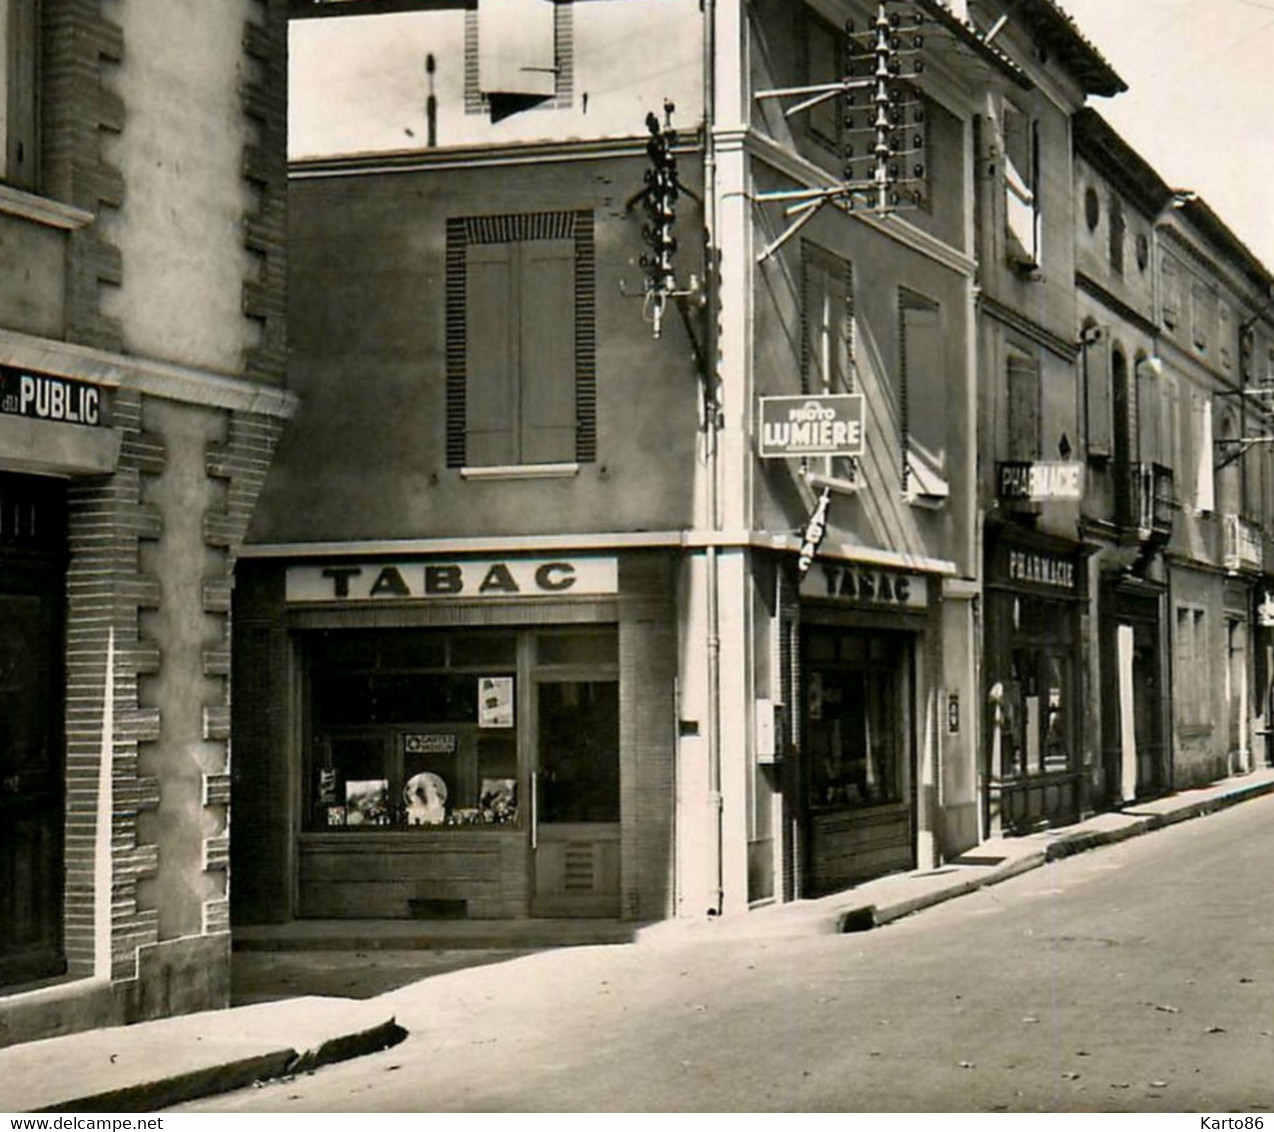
175,795,1274,1113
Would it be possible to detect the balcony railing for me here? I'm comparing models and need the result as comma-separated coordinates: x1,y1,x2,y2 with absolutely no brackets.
1224,513,1263,573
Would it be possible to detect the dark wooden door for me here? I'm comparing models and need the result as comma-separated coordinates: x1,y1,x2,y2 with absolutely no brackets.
0,474,67,986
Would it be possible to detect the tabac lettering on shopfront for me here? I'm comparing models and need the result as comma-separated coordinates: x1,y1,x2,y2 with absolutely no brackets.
1006,550,1077,591
0,368,106,427
799,563,928,609
285,557,620,603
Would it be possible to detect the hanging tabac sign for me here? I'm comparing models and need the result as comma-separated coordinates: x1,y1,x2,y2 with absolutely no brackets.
797,486,833,579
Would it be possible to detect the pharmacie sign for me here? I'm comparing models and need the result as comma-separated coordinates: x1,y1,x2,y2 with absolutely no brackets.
997,461,1084,502
1003,548,1078,592
286,557,620,603
759,395,865,458
0,366,106,427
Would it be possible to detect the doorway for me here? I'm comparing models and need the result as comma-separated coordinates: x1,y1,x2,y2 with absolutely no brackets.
0,474,67,987
532,680,621,917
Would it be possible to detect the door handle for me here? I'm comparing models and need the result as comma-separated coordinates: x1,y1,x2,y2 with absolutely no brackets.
531,771,538,850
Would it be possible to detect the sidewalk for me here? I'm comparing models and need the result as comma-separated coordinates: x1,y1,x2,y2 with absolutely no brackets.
4,767,1273,1113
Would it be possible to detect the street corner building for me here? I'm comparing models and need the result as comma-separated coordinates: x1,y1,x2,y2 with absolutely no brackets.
0,0,291,1045
225,0,1274,948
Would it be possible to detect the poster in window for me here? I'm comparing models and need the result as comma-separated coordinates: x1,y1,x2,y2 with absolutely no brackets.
479,778,517,824
345,779,391,826
404,771,449,826
479,676,514,728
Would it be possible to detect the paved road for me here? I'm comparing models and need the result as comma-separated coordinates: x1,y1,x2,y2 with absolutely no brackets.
177,796,1274,1112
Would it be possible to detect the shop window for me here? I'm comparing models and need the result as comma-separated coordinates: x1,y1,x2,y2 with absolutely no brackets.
993,595,1076,780
466,0,572,119
307,629,522,830
1,0,38,191
535,630,618,667
899,289,947,501
803,628,908,812
1003,102,1040,271
801,241,857,488
446,211,596,469
1006,351,1041,461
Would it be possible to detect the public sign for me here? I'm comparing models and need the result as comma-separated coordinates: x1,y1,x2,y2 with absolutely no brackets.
0,367,106,427
997,461,1084,501
759,394,865,458
286,557,620,603
800,561,928,609
796,486,832,578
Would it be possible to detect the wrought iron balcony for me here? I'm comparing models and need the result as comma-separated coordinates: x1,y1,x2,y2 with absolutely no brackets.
1125,463,1175,543
1224,512,1263,574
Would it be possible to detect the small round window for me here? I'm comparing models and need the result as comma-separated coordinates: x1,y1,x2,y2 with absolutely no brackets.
1136,233,1150,272
1084,186,1100,232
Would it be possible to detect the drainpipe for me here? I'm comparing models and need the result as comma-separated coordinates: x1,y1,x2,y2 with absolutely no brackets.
702,0,724,917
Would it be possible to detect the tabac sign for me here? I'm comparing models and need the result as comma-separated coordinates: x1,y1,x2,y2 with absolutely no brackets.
759,395,865,458
286,557,619,603
0,367,107,427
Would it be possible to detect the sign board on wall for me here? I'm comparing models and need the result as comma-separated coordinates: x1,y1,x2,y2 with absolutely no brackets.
799,561,929,609
997,461,1084,501
0,367,107,428
759,395,865,458
286,557,620,603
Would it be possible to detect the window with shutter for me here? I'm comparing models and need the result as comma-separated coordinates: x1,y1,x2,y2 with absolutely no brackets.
1161,258,1180,329
801,242,857,487
1136,357,1161,469
1195,395,1215,513
900,289,947,499
1006,353,1041,462
1,0,38,191
1003,103,1039,269
1084,325,1113,459
1108,194,1125,275
802,10,844,154
447,212,595,470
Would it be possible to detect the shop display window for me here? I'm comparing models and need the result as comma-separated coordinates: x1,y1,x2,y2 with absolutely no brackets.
307,629,520,831
305,627,619,832
990,594,1077,779
803,628,909,812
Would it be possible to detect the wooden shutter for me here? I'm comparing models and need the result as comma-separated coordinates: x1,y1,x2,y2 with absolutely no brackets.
901,297,945,476
1007,355,1041,462
1136,359,1161,469
465,242,518,467
478,0,556,97
1161,259,1179,329
519,238,576,463
1085,329,1113,458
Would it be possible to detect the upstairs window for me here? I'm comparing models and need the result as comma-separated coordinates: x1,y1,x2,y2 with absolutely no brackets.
1161,258,1180,330
801,242,856,487
1108,193,1125,275
1003,102,1040,270
1,0,38,190
1083,322,1112,460
899,289,948,500
1006,350,1041,461
1192,283,1214,353
802,9,845,155
446,212,596,470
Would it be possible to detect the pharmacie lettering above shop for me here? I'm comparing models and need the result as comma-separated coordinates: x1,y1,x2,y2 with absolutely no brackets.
1005,549,1077,591
799,561,928,608
286,556,620,603
0,367,106,427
